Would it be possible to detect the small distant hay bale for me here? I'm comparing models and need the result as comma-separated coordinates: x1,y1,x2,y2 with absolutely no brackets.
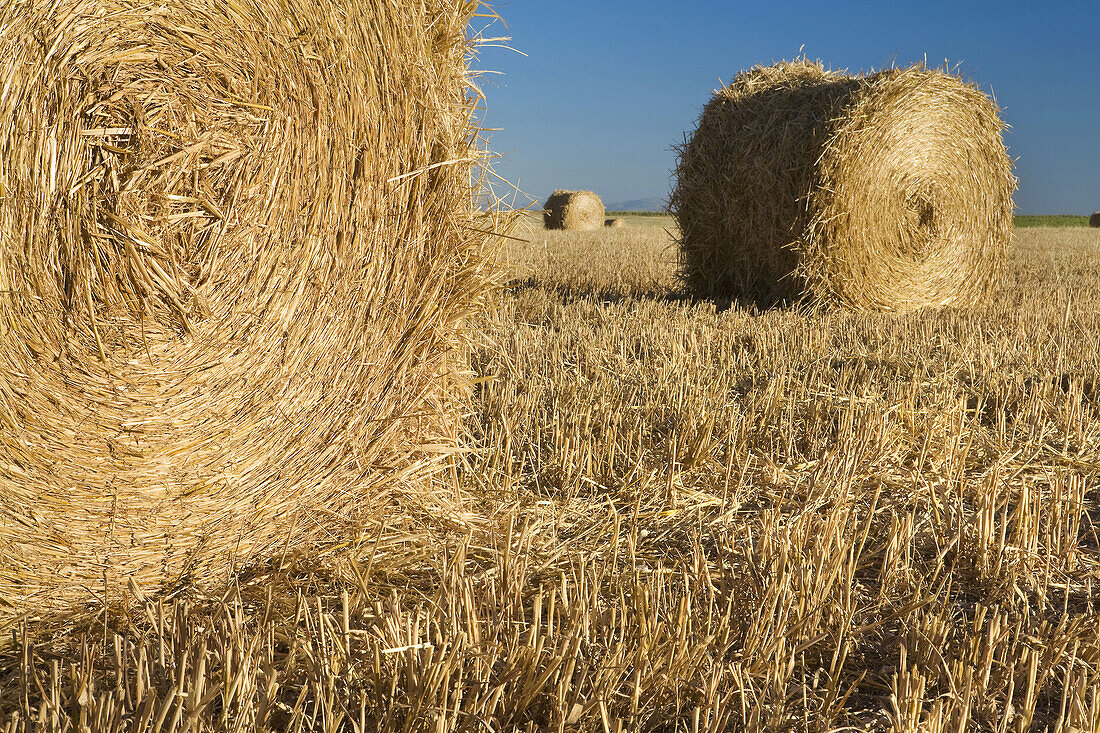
606,218,627,228
0,0,495,624
671,60,1016,310
544,190,605,230
1090,212,1100,228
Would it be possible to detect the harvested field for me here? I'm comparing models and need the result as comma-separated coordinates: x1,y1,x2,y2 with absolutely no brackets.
5,218,1100,731
1017,214,1091,228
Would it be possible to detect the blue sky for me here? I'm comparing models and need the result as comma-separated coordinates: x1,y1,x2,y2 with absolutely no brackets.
474,1,1098,214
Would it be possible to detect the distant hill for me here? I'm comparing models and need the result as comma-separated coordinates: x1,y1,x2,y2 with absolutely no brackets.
605,196,667,213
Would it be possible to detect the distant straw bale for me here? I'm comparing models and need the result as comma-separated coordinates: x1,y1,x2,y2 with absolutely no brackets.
671,60,1016,310
1090,212,1100,228
606,218,627,228
0,0,496,624
544,190,605,230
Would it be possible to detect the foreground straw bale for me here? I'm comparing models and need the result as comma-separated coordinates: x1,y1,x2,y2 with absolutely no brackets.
0,0,495,625
671,60,1016,310
544,190,605,230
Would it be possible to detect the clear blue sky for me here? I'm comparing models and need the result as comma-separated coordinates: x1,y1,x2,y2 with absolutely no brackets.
474,1,1098,214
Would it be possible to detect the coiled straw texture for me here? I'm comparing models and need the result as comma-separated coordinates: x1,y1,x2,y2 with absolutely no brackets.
543,190,605,231
0,0,494,623
671,61,1016,310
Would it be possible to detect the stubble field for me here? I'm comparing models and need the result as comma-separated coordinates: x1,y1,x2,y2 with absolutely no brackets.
4,218,1100,731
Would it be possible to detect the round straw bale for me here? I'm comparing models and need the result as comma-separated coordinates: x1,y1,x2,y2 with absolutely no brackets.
606,218,627,228
0,0,495,623
544,190,605,230
1090,212,1100,228
671,61,1016,310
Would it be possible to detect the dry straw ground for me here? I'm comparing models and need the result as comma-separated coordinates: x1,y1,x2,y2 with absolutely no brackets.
0,0,495,624
4,216,1100,731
